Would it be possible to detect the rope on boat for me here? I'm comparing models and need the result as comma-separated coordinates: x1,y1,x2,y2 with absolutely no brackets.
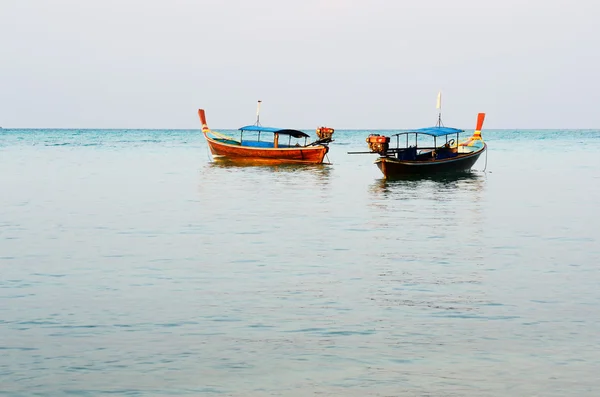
483,147,488,172
209,130,237,142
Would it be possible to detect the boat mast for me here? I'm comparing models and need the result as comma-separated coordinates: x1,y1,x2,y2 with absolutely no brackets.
436,91,444,127
255,100,262,126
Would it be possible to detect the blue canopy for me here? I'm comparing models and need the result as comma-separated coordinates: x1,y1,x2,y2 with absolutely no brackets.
239,125,309,138
392,126,464,138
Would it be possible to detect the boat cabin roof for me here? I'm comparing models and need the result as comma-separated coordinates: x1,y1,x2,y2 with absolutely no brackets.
239,125,310,139
392,126,464,138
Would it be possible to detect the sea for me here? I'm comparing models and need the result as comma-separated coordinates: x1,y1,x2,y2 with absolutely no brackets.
1,128,599,396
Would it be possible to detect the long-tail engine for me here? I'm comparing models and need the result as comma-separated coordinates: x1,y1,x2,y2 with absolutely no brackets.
366,134,390,154
316,126,335,141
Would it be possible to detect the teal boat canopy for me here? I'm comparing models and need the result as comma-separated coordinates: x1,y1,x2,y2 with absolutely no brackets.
392,126,464,138
239,125,310,139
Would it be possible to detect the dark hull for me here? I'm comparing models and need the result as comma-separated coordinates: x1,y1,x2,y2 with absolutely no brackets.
205,134,329,164
375,145,486,178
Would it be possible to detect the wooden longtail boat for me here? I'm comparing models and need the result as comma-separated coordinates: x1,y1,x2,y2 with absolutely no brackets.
349,94,487,179
198,103,334,164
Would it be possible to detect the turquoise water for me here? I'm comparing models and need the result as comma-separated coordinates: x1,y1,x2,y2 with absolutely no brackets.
1,129,599,396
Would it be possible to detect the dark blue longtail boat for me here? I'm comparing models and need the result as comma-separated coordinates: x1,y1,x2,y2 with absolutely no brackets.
350,94,487,179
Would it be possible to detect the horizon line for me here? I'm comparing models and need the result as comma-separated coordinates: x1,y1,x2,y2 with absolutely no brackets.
2,127,600,131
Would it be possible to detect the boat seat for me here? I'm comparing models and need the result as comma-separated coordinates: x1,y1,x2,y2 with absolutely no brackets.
397,146,417,160
435,150,458,160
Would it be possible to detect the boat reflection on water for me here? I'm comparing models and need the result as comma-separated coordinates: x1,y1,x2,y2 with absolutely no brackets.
369,171,486,200
208,158,331,175
201,158,333,189
366,170,486,233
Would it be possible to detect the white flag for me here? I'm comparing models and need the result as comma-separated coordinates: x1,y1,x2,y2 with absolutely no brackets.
436,91,442,110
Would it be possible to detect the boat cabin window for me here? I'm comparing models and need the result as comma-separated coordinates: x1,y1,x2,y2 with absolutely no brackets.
393,132,461,150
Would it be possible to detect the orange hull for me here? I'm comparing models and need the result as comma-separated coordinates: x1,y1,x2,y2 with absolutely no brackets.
204,133,328,164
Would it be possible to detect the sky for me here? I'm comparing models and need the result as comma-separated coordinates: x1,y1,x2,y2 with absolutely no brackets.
1,0,599,129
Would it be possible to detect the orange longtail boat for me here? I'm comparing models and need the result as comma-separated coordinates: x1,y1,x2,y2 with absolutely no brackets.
198,102,334,164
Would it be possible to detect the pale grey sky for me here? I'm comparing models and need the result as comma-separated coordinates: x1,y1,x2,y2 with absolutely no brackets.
1,0,598,129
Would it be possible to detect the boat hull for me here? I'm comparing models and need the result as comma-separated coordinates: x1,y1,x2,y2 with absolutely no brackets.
205,134,329,164
375,144,486,178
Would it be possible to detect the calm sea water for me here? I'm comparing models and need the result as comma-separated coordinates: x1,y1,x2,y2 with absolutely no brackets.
1,128,599,396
